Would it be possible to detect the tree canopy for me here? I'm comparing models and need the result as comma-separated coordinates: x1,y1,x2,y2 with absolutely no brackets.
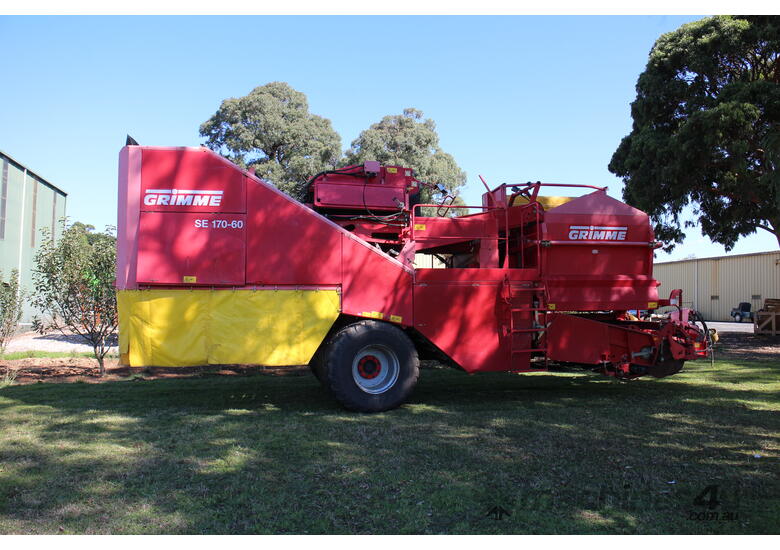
201,85,467,206
345,108,467,204
200,82,342,200
609,15,780,251
32,222,117,374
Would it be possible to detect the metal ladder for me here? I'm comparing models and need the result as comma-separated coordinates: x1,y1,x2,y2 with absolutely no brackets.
506,282,549,369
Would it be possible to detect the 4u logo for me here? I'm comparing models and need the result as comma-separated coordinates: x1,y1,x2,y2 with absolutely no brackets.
693,484,721,509
688,484,741,521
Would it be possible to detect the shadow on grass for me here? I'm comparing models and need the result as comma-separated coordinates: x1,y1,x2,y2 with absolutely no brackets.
0,361,778,534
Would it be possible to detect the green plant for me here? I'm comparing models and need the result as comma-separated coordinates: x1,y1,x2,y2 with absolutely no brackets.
200,82,342,200
609,16,780,251
345,108,467,208
31,221,117,375
0,368,17,389
0,270,24,356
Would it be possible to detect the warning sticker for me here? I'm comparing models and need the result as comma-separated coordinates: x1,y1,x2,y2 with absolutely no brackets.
360,311,385,320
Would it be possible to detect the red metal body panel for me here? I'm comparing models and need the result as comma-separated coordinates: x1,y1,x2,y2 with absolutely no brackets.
316,182,407,211
543,275,658,311
545,314,658,365
413,270,507,372
117,146,141,290
140,148,246,213
245,178,343,285
135,148,248,286
540,191,658,311
137,212,246,285
412,269,540,372
412,215,498,242
341,237,413,325
312,165,416,211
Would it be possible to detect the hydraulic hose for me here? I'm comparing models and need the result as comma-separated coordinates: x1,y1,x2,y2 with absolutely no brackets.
690,310,715,366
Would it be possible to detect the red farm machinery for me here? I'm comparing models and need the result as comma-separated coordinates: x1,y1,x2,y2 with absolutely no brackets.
116,146,711,412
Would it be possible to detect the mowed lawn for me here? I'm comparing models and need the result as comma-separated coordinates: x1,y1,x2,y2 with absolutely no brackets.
0,359,778,534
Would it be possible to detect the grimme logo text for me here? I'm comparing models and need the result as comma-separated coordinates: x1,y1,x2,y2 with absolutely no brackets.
568,225,627,241
144,189,224,207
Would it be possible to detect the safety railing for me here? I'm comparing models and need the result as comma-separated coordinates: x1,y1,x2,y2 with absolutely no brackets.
486,181,608,208
411,203,505,268
411,199,546,270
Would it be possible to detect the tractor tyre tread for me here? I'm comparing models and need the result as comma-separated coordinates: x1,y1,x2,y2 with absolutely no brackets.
323,320,419,413
308,345,329,387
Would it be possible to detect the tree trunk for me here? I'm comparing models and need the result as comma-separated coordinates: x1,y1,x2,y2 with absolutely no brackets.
95,349,105,376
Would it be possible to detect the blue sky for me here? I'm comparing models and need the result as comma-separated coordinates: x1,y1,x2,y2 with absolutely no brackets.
1,15,777,261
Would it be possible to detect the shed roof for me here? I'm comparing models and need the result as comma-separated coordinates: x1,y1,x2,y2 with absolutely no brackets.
0,149,68,197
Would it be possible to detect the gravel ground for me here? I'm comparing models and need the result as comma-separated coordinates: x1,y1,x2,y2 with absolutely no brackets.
706,321,755,334
5,329,118,354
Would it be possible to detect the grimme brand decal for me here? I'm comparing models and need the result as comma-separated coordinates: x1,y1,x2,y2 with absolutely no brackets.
144,189,224,207
568,225,627,241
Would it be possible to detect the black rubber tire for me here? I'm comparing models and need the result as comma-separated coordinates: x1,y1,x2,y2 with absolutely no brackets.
322,320,419,412
308,346,329,387
734,314,742,323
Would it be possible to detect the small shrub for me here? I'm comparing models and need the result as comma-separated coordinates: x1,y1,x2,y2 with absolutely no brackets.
0,270,24,355
0,368,18,389
32,222,117,375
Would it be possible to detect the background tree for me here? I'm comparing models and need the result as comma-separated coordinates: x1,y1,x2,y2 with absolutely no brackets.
0,270,24,356
345,108,467,208
200,82,342,200
32,222,117,375
609,16,780,251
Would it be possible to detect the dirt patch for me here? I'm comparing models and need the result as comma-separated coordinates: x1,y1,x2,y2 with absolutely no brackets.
1,332,777,386
713,332,780,362
0,358,310,386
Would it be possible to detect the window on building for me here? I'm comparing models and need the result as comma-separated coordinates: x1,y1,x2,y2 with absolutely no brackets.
752,294,761,300
0,160,7,240
711,295,719,300
30,178,38,247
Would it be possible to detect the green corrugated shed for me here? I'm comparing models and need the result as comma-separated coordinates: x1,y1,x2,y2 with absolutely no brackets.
0,149,68,323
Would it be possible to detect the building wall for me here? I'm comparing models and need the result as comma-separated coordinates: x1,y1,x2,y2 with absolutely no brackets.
0,151,67,323
654,251,780,321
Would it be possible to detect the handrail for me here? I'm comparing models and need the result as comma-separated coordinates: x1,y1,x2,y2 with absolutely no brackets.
411,203,499,220
535,240,663,248
487,181,608,211
498,182,608,192
411,201,545,270
411,203,507,268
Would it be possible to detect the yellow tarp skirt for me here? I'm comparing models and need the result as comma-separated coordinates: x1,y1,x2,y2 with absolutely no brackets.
117,289,340,367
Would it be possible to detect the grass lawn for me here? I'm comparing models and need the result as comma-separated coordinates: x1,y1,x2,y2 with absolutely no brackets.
0,359,777,534
0,351,100,361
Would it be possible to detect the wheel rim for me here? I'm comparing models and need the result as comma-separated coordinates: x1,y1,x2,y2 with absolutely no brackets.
351,344,400,394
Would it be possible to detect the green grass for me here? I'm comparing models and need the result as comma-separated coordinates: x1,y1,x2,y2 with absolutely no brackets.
0,350,100,360
0,359,777,534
